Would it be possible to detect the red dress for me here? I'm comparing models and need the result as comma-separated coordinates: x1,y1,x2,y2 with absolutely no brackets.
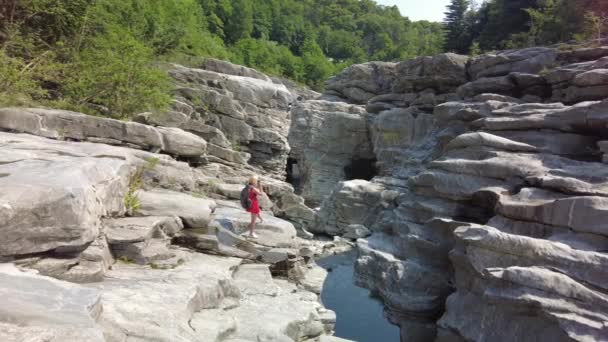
247,187,261,214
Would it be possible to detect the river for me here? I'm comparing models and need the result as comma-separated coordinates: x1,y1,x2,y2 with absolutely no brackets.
317,251,400,342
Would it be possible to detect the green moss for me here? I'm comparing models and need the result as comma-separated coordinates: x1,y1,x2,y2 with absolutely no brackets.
381,131,401,145
149,258,185,270
191,191,206,198
117,256,135,264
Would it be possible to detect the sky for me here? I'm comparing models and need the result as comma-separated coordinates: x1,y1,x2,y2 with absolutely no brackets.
374,0,451,22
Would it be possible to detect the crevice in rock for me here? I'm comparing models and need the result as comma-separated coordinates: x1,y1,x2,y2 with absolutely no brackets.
344,157,378,181
285,157,301,192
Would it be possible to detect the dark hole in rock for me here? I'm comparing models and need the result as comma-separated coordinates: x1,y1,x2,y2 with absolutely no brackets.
286,157,301,191
344,158,377,181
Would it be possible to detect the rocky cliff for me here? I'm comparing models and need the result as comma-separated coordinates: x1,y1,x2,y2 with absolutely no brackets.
2,43,608,342
290,45,608,341
0,60,340,342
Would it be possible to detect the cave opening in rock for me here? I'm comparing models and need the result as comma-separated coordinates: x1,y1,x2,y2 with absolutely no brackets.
286,157,301,192
344,157,378,181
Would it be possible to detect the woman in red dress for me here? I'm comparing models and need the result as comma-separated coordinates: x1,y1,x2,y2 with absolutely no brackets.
247,175,264,238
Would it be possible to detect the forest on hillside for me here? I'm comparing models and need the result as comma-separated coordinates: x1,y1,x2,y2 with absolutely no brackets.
0,0,606,118
444,0,608,54
0,0,443,117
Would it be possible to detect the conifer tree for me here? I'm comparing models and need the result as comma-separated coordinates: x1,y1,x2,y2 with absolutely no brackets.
444,0,471,54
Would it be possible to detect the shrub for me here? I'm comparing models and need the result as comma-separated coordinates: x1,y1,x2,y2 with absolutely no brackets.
123,157,159,215
64,29,171,118
0,50,46,103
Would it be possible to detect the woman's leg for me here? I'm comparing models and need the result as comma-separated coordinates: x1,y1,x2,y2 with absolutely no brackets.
249,212,257,236
257,212,263,223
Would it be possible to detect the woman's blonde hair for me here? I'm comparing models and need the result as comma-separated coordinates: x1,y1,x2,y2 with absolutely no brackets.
248,175,258,185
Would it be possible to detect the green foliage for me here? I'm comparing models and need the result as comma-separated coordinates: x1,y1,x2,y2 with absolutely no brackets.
469,41,482,56
301,39,334,90
231,139,242,152
584,11,608,43
150,258,185,270
206,179,219,193
144,157,160,169
123,158,158,215
0,50,45,101
123,191,141,215
191,191,206,199
65,30,171,118
452,0,608,53
117,256,135,264
444,0,472,54
1,0,447,112
381,131,401,145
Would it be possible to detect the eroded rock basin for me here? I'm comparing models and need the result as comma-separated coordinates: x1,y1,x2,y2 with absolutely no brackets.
318,251,400,342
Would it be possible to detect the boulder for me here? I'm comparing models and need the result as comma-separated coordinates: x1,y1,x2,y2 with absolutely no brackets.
343,224,372,240
169,63,294,175
437,225,608,342
203,58,273,82
0,132,132,256
209,205,297,248
325,62,397,103
315,180,386,235
468,47,557,80
104,216,183,245
0,264,105,341
104,216,184,265
457,76,517,98
136,189,216,228
558,46,608,63
572,68,608,87
19,234,114,283
497,188,608,237
393,53,469,93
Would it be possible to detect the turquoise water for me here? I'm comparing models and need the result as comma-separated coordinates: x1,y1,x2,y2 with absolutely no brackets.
317,252,400,342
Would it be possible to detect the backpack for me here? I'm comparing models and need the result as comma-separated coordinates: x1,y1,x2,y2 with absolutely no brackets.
240,185,252,210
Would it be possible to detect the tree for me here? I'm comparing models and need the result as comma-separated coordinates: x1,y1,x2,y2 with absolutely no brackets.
65,29,171,117
444,0,472,54
585,11,608,42
0,0,450,114
224,0,253,44
301,38,333,90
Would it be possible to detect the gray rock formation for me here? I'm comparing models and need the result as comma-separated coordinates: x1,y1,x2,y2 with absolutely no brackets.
289,100,374,206
0,107,207,157
325,62,397,103
165,63,295,176
0,264,105,342
300,42,608,342
0,61,339,341
3,40,608,342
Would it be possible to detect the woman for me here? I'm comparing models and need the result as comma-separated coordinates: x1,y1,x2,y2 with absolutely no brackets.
246,175,264,238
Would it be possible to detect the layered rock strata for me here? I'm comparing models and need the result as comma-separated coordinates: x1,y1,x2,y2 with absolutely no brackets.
296,43,608,341
0,61,339,341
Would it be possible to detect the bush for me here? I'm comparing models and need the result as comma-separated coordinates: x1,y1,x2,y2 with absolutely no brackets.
64,30,171,118
0,49,46,106
301,39,334,90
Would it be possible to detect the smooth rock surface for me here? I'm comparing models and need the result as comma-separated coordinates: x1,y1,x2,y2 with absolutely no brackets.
136,189,216,228
0,264,105,341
